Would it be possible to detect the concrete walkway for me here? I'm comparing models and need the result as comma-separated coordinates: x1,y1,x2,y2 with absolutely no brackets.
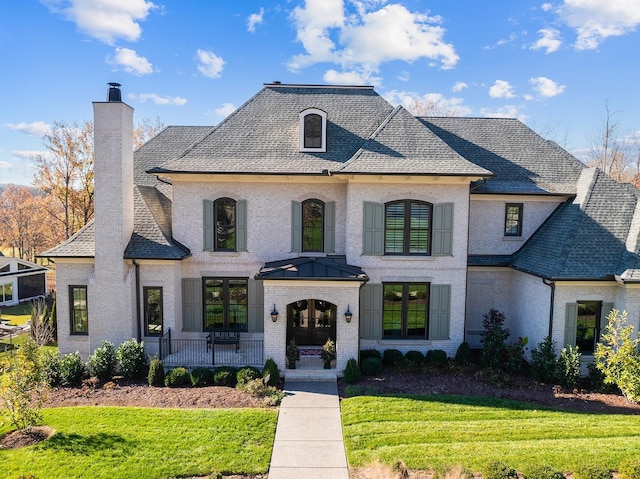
268,380,349,479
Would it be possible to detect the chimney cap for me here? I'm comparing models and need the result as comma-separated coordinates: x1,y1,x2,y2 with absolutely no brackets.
107,82,122,102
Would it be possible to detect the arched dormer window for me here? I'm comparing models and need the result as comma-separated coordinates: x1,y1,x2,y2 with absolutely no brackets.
300,108,327,152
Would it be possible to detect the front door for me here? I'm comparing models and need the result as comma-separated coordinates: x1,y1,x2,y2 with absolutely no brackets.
287,299,336,346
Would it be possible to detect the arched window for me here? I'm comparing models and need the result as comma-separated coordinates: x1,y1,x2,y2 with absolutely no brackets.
214,197,236,251
299,108,327,152
302,199,324,252
385,200,432,255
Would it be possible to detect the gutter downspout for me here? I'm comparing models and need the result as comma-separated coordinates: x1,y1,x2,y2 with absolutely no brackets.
543,278,555,337
132,259,142,342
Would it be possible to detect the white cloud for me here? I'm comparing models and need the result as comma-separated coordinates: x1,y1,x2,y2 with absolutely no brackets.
383,90,472,116
288,0,458,76
489,80,515,99
397,71,410,82
4,121,51,137
43,0,156,45
556,0,640,50
542,3,553,12
127,93,187,106
452,81,468,92
484,33,517,50
531,28,562,53
110,47,153,75
323,69,377,85
530,76,566,97
480,105,521,119
247,7,264,32
196,49,225,79
214,103,237,117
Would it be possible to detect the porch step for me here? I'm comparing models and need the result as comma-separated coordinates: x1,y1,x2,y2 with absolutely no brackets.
284,368,338,381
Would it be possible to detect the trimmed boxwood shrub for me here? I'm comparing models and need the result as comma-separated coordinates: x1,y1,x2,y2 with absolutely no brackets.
343,358,361,384
573,464,612,479
41,349,62,387
117,338,147,378
60,351,86,387
404,350,425,365
360,349,382,361
148,357,165,387
383,349,404,367
213,366,237,386
165,367,191,387
190,367,214,387
361,357,382,375
525,465,565,479
89,340,117,381
426,349,448,368
236,366,261,386
455,341,473,364
619,458,640,479
262,358,280,387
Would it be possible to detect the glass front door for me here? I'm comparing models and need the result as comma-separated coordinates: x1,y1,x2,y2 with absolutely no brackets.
287,299,336,346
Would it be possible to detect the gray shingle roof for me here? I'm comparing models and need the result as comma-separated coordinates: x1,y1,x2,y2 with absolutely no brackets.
40,221,95,258
255,255,369,281
420,117,586,195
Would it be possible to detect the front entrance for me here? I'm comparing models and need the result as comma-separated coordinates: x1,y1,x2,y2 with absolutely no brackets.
287,299,336,346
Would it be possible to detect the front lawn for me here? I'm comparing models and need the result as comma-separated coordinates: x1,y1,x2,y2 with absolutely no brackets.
0,303,32,326
342,394,640,474
0,406,278,479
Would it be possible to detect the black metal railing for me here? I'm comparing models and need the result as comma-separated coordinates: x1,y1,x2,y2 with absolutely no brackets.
157,329,263,367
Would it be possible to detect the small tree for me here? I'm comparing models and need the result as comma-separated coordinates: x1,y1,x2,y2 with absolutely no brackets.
481,309,510,370
0,337,47,432
530,336,558,383
30,297,54,346
594,309,640,403
558,345,581,389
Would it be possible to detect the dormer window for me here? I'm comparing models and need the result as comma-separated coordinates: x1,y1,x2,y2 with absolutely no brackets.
300,108,327,152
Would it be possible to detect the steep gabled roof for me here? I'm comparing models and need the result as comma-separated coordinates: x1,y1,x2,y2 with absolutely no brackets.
40,221,95,258
421,117,585,195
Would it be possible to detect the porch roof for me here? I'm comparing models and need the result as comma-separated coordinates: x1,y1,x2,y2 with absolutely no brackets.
255,255,369,282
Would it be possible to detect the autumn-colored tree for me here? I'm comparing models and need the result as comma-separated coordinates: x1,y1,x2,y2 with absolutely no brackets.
405,98,460,117
133,117,165,149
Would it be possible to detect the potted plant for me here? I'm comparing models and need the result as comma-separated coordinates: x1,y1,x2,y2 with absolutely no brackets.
286,339,300,369
321,338,336,369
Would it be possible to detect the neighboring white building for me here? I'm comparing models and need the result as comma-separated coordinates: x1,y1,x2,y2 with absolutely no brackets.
42,83,640,373
0,253,47,307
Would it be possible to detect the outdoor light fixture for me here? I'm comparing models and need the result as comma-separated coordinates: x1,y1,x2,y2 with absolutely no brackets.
271,304,279,322
345,305,353,323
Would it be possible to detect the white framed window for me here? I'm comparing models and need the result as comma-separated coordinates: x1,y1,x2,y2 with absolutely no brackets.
299,108,327,152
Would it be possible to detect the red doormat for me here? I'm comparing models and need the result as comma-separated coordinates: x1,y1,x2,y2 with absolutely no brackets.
299,348,322,356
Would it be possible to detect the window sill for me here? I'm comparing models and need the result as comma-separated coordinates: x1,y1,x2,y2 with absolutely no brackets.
502,236,524,242
203,251,243,257
378,339,437,345
376,255,436,261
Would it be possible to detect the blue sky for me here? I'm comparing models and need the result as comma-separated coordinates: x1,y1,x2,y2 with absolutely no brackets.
1,0,639,185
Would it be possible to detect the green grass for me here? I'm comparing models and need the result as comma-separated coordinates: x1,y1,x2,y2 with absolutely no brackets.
342,394,640,474
1,406,278,479
0,303,31,326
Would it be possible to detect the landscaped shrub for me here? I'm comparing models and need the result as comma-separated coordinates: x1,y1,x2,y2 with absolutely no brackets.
504,337,528,375
361,357,382,375
557,345,581,389
530,336,558,383
360,349,382,361
237,377,285,406
619,458,640,479
236,366,261,386
40,349,62,387
147,357,165,387
482,460,518,479
117,338,147,378
524,465,565,479
572,463,612,479
343,358,361,384
426,349,448,368
60,351,86,387
455,341,472,364
213,366,237,386
383,349,404,367
481,309,510,370
262,358,280,387
190,367,214,387
164,367,191,387
404,350,425,366
89,340,117,381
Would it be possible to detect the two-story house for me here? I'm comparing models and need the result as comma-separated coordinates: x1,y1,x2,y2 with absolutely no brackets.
43,82,640,374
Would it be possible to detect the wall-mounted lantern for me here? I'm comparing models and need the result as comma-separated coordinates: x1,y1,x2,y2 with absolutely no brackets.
271,304,279,322
345,305,353,323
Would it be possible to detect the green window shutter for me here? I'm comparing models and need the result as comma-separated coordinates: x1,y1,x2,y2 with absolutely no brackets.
182,278,202,332
428,284,451,340
291,200,301,253
360,283,382,339
324,201,335,253
203,200,214,251
363,201,384,255
248,279,264,333
236,199,247,252
564,303,578,347
601,302,614,333
433,203,453,256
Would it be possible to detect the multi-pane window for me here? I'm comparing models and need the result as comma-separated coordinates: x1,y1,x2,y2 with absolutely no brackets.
302,199,324,252
385,200,431,255
1,283,12,303
69,285,88,335
576,301,601,353
303,114,322,148
144,287,163,337
214,198,236,251
505,203,523,236
203,278,248,331
383,283,429,338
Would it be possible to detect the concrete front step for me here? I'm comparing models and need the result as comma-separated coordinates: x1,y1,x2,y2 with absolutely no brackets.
283,368,338,381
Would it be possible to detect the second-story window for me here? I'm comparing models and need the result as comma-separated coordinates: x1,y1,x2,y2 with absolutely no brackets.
215,198,236,251
385,200,432,255
299,109,327,152
302,199,324,252
505,203,523,236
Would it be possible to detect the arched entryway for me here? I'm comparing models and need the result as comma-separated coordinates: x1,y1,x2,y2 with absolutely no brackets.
287,299,336,346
